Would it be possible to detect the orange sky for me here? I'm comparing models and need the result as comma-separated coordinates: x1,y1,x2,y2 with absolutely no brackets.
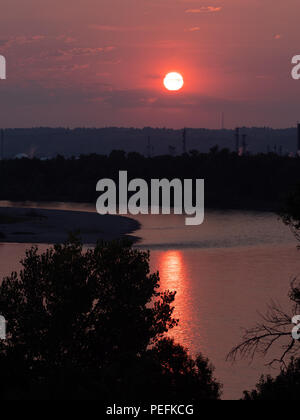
0,0,300,128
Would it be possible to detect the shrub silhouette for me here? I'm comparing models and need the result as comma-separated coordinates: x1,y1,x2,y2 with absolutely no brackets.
243,358,300,400
0,238,221,400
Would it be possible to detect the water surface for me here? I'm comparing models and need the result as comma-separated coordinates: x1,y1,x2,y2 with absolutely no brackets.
0,202,298,399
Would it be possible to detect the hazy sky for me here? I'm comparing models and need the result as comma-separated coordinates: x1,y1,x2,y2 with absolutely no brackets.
0,0,300,128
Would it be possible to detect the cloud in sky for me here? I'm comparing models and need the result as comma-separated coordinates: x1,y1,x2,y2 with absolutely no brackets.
56,35,76,44
185,7,222,13
185,27,201,32
0,35,46,51
89,24,142,32
1,80,297,130
89,88,238,110
0,34,116,61
0,32,118,88
58,46,116,58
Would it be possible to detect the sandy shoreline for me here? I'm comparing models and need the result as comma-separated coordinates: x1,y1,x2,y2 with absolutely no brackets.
0,207,140,245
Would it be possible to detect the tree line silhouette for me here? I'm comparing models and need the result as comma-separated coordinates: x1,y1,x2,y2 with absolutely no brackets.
1,148,300,211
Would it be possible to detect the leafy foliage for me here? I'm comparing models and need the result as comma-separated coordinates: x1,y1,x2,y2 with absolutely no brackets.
243,358,300,400
0,238,221,400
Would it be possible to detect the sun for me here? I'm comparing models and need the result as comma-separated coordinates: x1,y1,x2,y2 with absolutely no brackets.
164,72,184,91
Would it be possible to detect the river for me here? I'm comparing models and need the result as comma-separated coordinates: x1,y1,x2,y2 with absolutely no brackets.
0,201,298,399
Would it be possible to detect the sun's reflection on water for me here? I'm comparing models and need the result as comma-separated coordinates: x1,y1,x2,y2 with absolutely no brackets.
157,250,196,349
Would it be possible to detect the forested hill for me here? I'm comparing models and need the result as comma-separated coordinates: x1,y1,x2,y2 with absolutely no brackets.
0,127,298,158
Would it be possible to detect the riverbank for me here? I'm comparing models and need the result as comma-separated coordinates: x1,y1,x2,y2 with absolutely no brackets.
0,207,140,244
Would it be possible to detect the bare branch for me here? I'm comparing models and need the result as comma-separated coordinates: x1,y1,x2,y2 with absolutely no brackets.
227,301,300,367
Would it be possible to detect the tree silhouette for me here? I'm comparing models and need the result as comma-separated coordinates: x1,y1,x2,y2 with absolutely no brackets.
242,357,300,400
227,293,299,367
0,237,221,400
